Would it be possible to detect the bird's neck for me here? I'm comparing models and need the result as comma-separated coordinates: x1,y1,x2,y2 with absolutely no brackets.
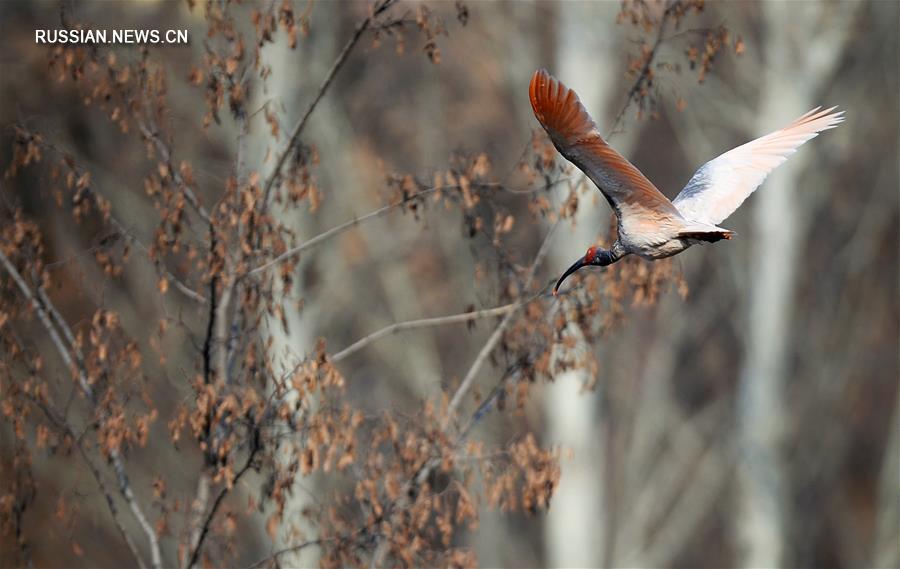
610,240,628,261
594,242,626,266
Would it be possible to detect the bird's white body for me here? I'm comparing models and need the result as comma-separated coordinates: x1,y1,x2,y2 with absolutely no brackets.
617,215,684,259
620,233,691,260
528,69,844,291
615,202,724,260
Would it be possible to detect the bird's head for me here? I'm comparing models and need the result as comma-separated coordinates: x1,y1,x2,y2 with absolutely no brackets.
553,246,607,295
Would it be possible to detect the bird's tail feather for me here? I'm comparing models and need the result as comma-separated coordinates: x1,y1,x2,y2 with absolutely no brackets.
679,229,735,243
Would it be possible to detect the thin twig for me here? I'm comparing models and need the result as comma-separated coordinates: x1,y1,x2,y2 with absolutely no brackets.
114,457,163,569
456,366,522,442
186,441,260,569
183,474,211,569
35,284,81,359
0,249,86,398
25,390,148,569
128,225,207,303
188,232,236,567
246,177,570,280
29,135,206,303
0,247,163,569
260,0,398,204
185,16,252,565
445,221,559,425
331,302,520,363
138,121,211,223
246,182,444,279
242,538,325,569
369,222,559,567
202,273,218,383
60,7,209,225
608,1,676,136
332,286,552,364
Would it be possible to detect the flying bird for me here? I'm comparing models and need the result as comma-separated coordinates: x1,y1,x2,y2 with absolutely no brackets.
528,69,844,294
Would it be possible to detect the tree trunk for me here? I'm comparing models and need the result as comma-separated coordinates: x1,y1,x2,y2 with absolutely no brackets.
735,4,859,566
542,4,634,566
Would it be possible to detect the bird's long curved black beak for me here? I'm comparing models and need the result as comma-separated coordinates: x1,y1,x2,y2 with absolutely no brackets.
553,257,588,295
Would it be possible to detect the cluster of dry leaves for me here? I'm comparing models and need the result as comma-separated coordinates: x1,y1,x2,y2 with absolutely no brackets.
616,0,743,123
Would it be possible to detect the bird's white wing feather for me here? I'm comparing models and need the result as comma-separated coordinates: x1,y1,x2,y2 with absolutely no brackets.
673,107,844,225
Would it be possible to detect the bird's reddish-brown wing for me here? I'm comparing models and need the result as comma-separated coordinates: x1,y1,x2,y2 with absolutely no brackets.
529,69,680,218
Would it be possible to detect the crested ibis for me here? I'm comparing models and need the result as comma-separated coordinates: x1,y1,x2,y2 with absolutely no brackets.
528,69,844,294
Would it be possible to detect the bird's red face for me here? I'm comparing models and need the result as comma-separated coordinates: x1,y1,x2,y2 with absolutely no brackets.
554,246,600,296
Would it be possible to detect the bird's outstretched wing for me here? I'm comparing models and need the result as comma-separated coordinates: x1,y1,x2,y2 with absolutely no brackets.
529,69,681,219
673,107,845,225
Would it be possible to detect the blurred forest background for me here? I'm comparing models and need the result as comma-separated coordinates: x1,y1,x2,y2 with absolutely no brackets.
0,1,897,568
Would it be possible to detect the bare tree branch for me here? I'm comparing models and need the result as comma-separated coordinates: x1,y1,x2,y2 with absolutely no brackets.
27,135,206,304
186,439,260,569
246,177,569,280
0,247,163,569
246,183,445,279
138,121,211,224
187,234,236,567
607,1,677,137
368,221,559,567
243,538,325,569
260,0,398,204
445,221,559,426
24,389,148,569
331,302,521,363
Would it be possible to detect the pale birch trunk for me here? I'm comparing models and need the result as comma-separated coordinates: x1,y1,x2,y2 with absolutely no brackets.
254,14,342,564
874,385,900,568
541,4,635,566
735,4,860,566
